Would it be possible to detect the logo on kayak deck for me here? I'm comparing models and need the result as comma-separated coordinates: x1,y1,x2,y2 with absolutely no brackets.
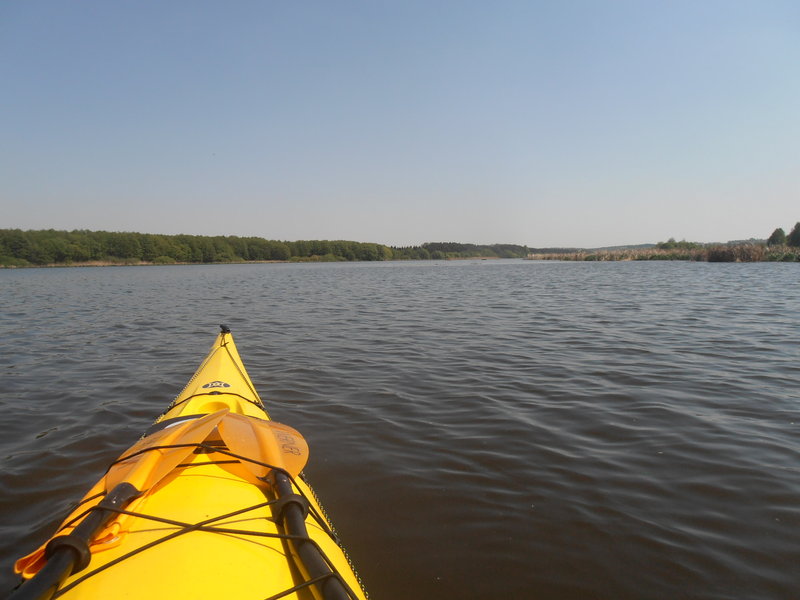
202,380,231,389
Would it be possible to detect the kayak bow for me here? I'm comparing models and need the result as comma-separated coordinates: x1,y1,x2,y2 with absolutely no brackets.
11,326,368,600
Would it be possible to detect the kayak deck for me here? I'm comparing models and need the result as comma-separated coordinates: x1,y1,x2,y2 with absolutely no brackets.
13,327,368,600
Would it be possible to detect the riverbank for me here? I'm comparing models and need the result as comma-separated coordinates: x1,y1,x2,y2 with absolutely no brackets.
0,230,532,266
0,259,288,269
1,255,507,269
528,245,800,262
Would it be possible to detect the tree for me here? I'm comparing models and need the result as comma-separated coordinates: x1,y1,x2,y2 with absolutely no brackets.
787,222,800,248
767,228,786,246
268,242,290,260
107,232,142,259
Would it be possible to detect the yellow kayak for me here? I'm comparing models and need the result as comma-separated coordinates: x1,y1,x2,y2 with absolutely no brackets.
11,326,368,600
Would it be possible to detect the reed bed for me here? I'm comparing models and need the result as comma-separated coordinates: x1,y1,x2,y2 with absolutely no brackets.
528,245,799,262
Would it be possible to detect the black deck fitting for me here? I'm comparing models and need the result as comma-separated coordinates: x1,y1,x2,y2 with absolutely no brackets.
220,324,231,334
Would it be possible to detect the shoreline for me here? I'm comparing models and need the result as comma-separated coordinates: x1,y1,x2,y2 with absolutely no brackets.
1,257,509,269
526,245,799,263
0,259,290,269
4,249,799,268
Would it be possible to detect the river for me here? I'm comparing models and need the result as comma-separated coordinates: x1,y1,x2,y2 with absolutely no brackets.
1,260,798,599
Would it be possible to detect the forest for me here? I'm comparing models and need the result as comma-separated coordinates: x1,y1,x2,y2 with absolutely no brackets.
0,229,531,267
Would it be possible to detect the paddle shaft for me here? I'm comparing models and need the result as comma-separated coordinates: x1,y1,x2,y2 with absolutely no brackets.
272,472,352,600
10,483,140,600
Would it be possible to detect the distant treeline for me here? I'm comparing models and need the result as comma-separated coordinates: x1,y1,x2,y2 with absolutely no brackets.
528,222,800,262
0,229,530,267
400,242,530,260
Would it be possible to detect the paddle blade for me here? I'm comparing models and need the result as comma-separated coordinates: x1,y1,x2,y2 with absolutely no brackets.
106,409,229,492
218,413,309,479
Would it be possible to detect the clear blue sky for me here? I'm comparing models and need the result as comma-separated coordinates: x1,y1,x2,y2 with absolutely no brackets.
2,1,798,248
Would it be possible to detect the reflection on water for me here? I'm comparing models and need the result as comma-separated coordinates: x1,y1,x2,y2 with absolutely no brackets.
1,261,798,599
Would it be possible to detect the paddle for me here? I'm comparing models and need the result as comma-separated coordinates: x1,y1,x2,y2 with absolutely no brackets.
11,409,230,600
105,408,230,490
217,414,353,600
217,412,308,480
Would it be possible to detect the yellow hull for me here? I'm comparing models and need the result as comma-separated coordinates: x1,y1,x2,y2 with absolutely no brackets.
14,328,367,600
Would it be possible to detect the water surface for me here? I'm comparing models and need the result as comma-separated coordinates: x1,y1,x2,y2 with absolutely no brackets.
1,261,798,599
